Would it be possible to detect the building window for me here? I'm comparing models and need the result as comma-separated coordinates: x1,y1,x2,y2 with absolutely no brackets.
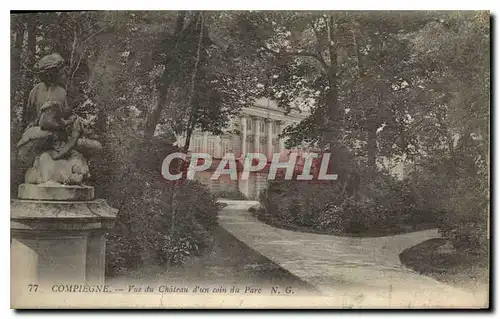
247,118,252,132
273,122,277,135
193,138,202,153
260,120,265,133
208,139,214,156
221,141,226,155
222,140,232,155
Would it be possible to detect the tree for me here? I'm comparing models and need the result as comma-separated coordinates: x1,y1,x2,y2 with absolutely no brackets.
143,11,187,138
410,12,489,160
146,11,267,151
233,11,439,183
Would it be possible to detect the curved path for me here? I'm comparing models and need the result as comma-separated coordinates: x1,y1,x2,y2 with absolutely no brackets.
217,199,488,308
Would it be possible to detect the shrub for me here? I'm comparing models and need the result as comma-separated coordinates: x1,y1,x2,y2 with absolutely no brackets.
341,198,376,234
415,156,489,255
438,204,488,255
441,219,488,254
316,204,345,232
158,235,200,266
258,167,441,236
102,136,221,277
176,181,221,230
105,178,220,276
406,149,490,255
259,179,341,228
213,189,247,200
105,229,144,275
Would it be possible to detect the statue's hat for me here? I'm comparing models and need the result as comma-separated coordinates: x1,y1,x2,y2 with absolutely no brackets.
37,53,65,72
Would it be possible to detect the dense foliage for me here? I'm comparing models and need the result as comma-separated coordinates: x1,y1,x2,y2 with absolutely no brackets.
10,12,242,275
10,11,489,275
258,169,436,237
254,11,489,253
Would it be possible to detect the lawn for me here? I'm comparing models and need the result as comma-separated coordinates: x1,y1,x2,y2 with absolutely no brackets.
251,206,436,238
108,225,319,296
399,238,489,295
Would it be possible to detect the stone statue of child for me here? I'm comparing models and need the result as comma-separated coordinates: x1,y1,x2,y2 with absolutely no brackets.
17,53,102,185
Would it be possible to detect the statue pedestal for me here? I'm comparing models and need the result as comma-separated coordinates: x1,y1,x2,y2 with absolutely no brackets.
18,183,94,201
10,185,117,296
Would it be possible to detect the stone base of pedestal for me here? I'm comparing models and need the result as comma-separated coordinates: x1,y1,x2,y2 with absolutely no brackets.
10,198,117,294
18,183,94,201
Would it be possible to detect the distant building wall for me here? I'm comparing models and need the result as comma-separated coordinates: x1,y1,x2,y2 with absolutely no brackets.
178,98,308,199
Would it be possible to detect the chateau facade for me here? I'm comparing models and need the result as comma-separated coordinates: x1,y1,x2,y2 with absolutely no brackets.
175,98,309,199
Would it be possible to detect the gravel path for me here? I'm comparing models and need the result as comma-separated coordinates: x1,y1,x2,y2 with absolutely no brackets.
217,199,488,308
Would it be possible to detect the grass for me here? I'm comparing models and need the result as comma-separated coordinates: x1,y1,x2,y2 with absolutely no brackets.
108,225,319,295
399,238,489,293
252,207,436,238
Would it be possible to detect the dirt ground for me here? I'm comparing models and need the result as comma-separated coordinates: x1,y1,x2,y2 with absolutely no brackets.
399,238,489,296
108,225,320,296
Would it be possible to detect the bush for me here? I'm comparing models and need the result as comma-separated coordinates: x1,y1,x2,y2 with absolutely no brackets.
259,179,341,229
176,181,221,230
258,168,440,236
438,204,488,255
316,198,401,235
413,156,489,255
440,219,488,254
213,189,247,200
316,204,345,232
105,230,143,275
158,235,200,266
341,199,377,234
102,137,221,277
105,178,220,276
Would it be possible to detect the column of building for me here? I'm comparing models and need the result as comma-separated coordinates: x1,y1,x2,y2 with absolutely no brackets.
240,116,247,158
238,115,249,197
215,136,222,158
253,116,260,154
266,118,273,159
277,120,286,152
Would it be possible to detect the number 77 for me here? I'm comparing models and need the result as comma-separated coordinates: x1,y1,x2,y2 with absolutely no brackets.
28,284,38,292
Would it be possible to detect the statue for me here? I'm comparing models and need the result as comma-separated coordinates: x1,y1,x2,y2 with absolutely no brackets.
11,58,118,289
16,53,102,186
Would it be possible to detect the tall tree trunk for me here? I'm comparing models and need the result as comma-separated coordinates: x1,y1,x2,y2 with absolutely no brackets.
354,27,377,174
367,122,377,172
11,18,28,197
366,94,380,174
325,15,340,145
144,88,168,137
168,13,204,271
183,122,194,153
144,11,186,138
22,15,37,127
182,12,204,153
11,19,25,125
11,20,24,80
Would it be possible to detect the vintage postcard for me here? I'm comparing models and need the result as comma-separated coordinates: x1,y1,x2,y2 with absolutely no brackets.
10,10,490,309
